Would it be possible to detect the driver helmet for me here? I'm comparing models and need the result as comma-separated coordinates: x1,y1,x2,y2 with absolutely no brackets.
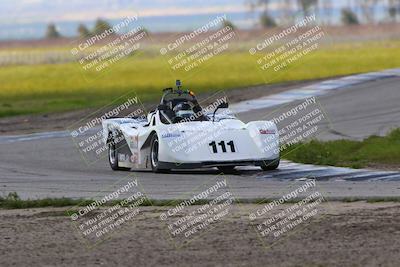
173,102,194,118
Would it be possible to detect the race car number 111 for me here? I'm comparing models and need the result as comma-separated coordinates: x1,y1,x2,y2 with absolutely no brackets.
209,141,236,153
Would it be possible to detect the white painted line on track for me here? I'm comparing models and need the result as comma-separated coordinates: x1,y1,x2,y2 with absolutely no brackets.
253,160,400,182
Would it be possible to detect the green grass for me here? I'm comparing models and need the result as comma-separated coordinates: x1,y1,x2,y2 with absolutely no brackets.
0,192,209,209
1,192,399,210
0,192,91,209
282,128,400,169
0,41,400,117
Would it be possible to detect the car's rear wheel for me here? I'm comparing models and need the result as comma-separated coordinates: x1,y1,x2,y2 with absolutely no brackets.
150,134,170,173
217,166,236,174
108,139,130,171
260,158,280,171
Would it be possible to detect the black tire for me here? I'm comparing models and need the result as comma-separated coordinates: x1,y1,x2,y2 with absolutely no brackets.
150,134,170,173
217,166,236,174
108,137,130,171
260,158,280,171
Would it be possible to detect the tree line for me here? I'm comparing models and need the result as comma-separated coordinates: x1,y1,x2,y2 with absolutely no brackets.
45,1,400,38
250,0,400,27
46,18,114,39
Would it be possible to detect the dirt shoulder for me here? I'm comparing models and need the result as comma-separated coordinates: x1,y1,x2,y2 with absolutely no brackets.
0,79,320,136
0,202,399,267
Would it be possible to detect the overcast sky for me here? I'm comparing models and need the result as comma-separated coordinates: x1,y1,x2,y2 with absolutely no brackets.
1,0,246,23
0,0,362,24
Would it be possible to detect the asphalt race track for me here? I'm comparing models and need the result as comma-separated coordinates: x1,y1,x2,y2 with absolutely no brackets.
1,75,400,200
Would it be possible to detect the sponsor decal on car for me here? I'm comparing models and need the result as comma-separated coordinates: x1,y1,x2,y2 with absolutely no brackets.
259,129,276,134
162,133,181,138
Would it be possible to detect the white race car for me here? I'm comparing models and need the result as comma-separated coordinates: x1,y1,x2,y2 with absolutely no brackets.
102,81,280,173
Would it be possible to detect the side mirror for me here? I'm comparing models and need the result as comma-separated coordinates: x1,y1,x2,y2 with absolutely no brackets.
157,104,169,111
212,102,229,122
217,102,229,109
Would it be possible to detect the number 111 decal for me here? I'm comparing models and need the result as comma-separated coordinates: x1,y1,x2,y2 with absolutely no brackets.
209,141,236,153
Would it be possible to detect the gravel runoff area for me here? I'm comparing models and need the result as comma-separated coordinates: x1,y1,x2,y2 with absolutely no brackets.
0,202,399,267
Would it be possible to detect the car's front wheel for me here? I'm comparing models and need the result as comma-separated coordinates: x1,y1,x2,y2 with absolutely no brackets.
260,158,280,171
217,166,236,174
150,134,170,173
